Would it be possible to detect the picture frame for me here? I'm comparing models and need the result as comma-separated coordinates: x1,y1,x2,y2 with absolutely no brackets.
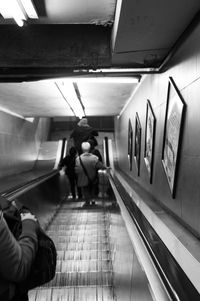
128,119,133,171
162,77,186,198
144,100,156,183
134,113,142,176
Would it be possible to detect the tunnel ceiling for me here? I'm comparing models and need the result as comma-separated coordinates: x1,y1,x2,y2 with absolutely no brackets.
0,0,199,117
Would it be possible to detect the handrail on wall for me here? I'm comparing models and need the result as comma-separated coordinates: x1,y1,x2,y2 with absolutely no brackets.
1,137,67,201
108,171,200,300
1,170,58,201
108,172,172,301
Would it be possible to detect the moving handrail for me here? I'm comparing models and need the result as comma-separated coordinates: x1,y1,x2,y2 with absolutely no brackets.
108,172,171,301
108,171,200,301
1,170,58,201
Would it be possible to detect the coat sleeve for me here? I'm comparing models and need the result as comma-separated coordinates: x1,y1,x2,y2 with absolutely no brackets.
74,156,79,170
0,211,38,282
59,156,67,169
95,159,106,171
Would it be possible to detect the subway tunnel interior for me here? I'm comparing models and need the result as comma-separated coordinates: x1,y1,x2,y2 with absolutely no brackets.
1,0,200,300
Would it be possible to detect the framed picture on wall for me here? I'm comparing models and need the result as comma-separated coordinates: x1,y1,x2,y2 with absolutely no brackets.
128,119,133,171
144,100,156,183
162,77,186,198
134,113,142,176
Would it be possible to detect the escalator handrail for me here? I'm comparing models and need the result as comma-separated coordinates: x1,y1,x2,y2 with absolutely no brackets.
108,172,172,301
1,170,58,201
108,171,200,301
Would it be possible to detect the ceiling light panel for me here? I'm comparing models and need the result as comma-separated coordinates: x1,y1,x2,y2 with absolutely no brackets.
20,0,38,18
56,77,139,84
55,81,85,118
0,0,38,27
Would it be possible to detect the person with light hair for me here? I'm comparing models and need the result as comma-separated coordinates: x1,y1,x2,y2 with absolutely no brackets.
75,142,106,205
81,141,90,152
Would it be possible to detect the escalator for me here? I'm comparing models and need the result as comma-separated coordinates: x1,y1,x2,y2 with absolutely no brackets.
27,193,156,301
2,165,197,300
29,199,117,301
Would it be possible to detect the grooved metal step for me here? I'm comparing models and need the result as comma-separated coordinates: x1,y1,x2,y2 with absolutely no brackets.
29,201,116,301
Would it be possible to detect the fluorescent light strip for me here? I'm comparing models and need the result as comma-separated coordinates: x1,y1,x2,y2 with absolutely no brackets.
54,77,139,84
86,68,157,73
0,0,38,27
63,82,85,118
55,81,85,118
0,0,27,26
20,0,38,18
25,117,34,123
0,105,25,119
0,1,12,18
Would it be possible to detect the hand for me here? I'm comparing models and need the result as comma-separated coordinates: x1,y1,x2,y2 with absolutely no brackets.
11,200,17,208
20,212,37,222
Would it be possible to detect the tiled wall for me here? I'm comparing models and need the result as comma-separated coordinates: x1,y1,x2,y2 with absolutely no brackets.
0,113,50,178
115,20,200,235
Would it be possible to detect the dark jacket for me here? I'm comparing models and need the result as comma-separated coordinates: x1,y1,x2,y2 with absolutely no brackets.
91,149,102,162
70,125,98,153
0,210,38,300
59,155,76,177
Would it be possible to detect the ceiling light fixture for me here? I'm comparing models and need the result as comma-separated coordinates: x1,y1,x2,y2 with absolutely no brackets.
0,0,38,27
55,77,140,84
20,0,38,19
0,105,24,119
73,82,86,116
89,68,155,73
74,68,156,74
55,81,85,119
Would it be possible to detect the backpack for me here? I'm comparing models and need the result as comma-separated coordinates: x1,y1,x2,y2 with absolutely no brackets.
0,197,57,291
21,226,57,291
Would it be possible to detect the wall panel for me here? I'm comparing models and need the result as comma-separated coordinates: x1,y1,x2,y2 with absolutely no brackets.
0,113,50,179
115,20,200,235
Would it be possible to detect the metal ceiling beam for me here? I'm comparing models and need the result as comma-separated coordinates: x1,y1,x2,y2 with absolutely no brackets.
0,24,111,80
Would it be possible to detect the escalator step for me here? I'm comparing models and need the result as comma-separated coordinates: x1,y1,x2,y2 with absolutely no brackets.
29,201,116,301
43,271,113,287
29,286,114,301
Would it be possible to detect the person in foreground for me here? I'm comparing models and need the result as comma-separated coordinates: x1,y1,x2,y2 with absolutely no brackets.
0,202,38,301
75,142,108,205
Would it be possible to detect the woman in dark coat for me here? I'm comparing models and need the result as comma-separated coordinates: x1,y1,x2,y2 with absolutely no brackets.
70,118,98,154
59,146,82,199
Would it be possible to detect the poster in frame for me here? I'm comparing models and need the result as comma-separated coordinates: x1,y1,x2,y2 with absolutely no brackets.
144,100,156,183
134,113,142,176
128,119,133,171
161,77,186,198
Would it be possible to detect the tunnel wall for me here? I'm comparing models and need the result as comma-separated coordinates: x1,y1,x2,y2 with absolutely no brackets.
115,21,200,236
0,113,50,179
